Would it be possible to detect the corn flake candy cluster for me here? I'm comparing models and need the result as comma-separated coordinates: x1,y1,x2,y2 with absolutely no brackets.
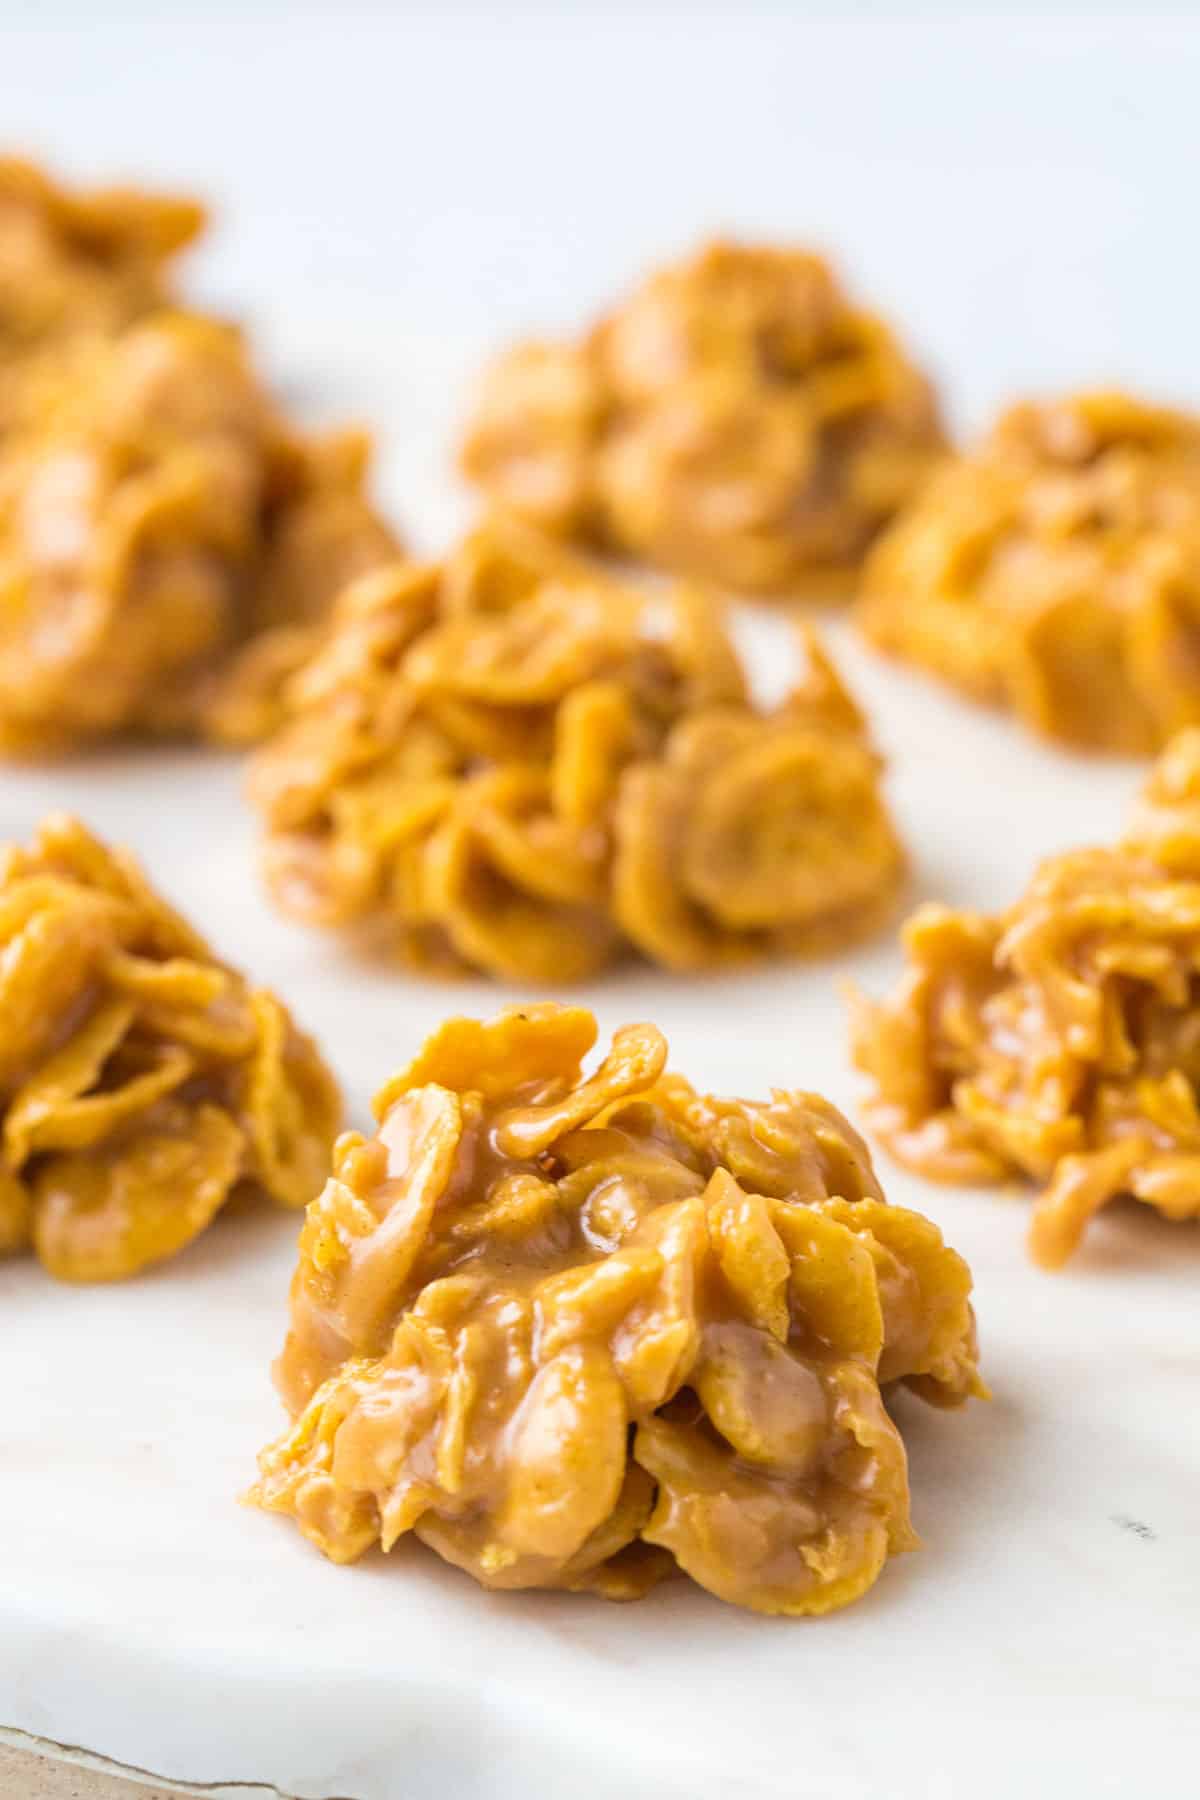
859,389,1200,753
248,520,905,981
462,240,944,595
851,729,1200,1266
0,160,399,755
0,815,340,1281
251,1004,984,1616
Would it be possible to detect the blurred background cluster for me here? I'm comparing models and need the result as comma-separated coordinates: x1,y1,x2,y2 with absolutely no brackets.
7,0,1193,554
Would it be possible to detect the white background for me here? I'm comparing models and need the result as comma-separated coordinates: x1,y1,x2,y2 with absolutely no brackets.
2,6,1199,1798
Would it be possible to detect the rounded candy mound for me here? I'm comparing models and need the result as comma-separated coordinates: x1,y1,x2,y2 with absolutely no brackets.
859,389,1200,753
251,1004,983,1616
0,310,398,754
0,814,340,1281
248,520,905,981
461,240,944,594
851,729,1200,1266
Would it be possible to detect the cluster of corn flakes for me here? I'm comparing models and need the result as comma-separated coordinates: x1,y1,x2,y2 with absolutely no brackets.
0,814,340,1281
247,520,905,979
851,729,1200,1266
251,1004,983,1615
858,389,1200,752
0,160,398,755
461,240,945,594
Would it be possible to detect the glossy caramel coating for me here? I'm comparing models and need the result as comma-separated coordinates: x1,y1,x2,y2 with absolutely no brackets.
859,390,1200,752
251,1004,983,1614
461,241,944,594
248,519,904,980
851,730,1200,1265
0,815,340,1280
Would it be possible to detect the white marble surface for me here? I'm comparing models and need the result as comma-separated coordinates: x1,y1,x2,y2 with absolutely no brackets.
3,6,1200,1797
4,614,1199,1800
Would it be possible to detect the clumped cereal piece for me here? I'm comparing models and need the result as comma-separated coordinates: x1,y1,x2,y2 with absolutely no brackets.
461,241,944,594
0,814,340,1280
851,729,1200,1266
859,390,1200,753
0,156,204,397
0,311,398,753
250,1004,983,1615
248,519,905,980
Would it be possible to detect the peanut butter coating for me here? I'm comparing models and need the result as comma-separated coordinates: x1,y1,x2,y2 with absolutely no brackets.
251,1004,983,1615
851,730,1200,1265
0,815,340,1280
461,241,944,594
859,390,1200,753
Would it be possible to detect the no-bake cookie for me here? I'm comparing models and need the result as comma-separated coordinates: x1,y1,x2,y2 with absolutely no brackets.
0,157,398,754
858,389,1200,752
0,814,340,1280
248,520,905,979
851,730,1200,1264
251,1004,983,1614
461,241,944,594
0,312,397,753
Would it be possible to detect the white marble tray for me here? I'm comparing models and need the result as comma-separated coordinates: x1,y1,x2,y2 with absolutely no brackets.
4,8,1200,1784
3,605,1198,1800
